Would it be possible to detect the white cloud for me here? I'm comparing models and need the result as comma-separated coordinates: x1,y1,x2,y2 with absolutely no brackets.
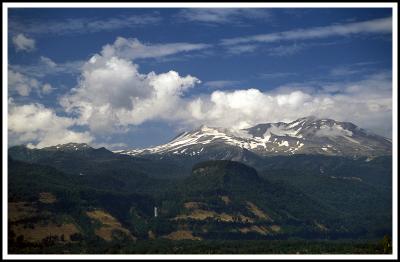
91,142,128,151
181,72,392,138
60,53,200,134
315,125,353,137
8,101,93,148
41,83,55,94
40,56,57,68
8,70,37,96
221,16,392,45
11,33,391,149
184,89,313,129
101,37,210,60
204,80,241,89
10,58,85,79
60,38,393,139
10,68,392,148
10,36,208,147
328,61,379,77
9,37,207,81
8,69,53,97
12,33,35,52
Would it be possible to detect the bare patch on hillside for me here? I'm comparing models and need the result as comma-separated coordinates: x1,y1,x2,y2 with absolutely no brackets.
246,201,273,221
173,208,255,224
86,210,135,241
183,202,207,209
148,230,156,240
220,196,231,205
12,222,79,243
38,192,57,204
163,230,202,240
270,225,281,232
239,225,270,235
174,209,217,221
9,202,39,222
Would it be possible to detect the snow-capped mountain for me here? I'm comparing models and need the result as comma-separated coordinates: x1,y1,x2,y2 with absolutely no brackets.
116,116,392,159
41,142,95,153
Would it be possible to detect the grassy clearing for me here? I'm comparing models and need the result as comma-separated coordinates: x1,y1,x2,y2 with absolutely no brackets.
86,210,135,241
12,223,79,242
38,192,57,204
246,201,273,221
164,230,202,241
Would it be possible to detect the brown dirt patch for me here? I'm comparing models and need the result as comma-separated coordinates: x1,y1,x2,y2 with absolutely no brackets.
148,230,156,240
270,225,281,232
12,222,79,243
86,210,121,227
246,201,273,221
38,192,57,204
86,210,135,241
8,202,38,222
183,202,206,209
220,196,231,205
239,225,269,235
173,209,217,221
218,213,235,222
238,214,255,223
173,208,254,224
164,230,202,240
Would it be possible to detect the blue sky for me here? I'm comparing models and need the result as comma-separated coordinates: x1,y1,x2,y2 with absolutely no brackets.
7,7,393,149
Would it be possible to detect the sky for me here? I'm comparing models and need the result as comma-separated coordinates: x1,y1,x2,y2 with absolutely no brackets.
7,6,394,149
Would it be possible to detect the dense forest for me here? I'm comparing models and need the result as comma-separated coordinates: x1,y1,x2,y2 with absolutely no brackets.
7,145,393,254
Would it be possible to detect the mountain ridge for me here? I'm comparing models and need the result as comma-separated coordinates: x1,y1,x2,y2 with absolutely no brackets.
116,116,392,159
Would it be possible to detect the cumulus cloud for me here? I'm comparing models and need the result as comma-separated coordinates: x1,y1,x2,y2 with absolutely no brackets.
12,33,35,52
8,69,53,97
11,34,391,148
60,36,393,139
60,53,200,134
8,100,93,148
8,37,208,147
184,89,315,129
182,72,392,138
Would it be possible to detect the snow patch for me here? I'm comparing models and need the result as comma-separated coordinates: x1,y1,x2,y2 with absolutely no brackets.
278,141,289,147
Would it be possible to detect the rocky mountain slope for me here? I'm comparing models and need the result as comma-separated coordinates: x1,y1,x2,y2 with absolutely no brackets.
117,116,392,159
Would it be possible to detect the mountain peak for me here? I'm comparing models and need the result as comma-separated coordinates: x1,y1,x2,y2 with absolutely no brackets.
117,117,392,159
44,143,93,152
299,115,318,121
197,124,218,133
